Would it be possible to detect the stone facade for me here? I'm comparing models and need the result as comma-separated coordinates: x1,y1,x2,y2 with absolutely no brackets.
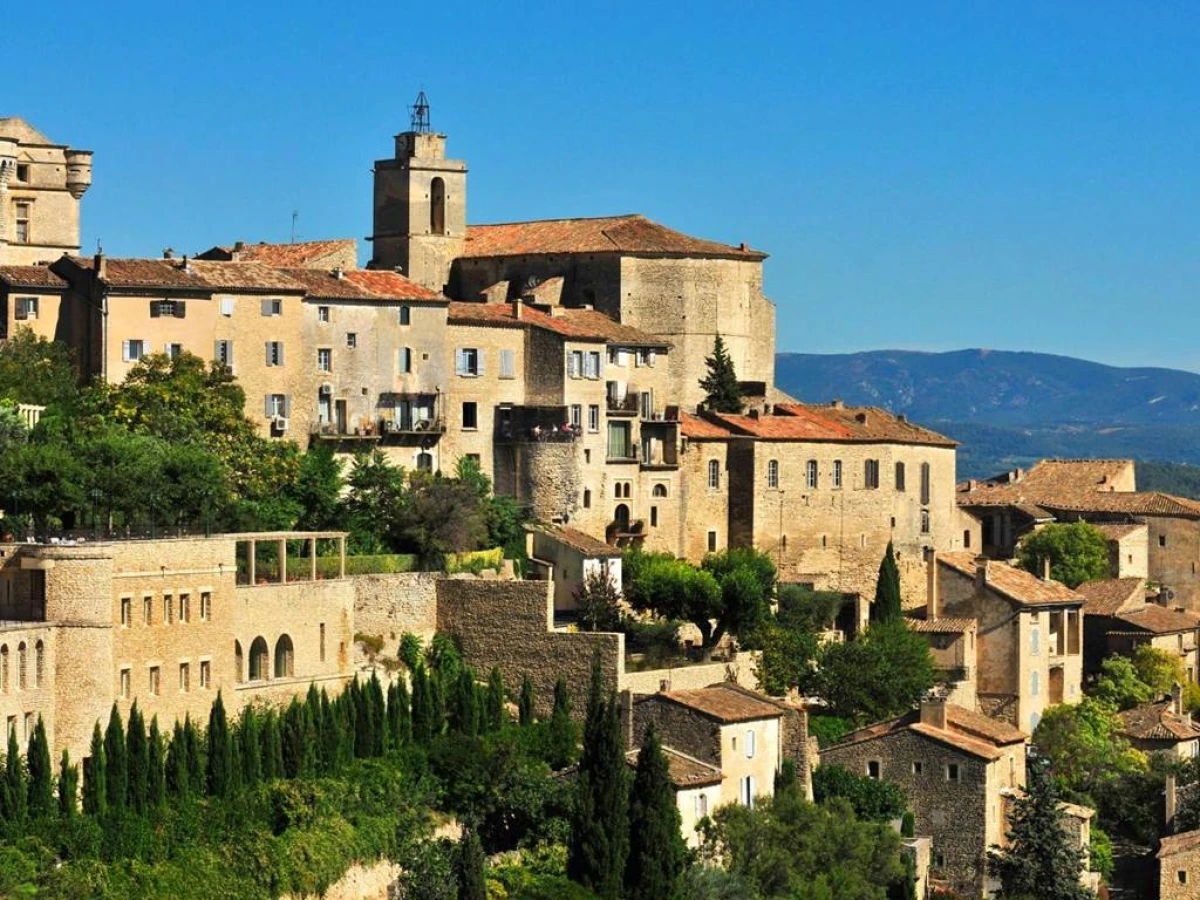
350,573,440,644
1159,831,1200,900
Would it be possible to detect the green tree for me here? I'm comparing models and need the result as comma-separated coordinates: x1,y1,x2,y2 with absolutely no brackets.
165,721,188,797
812,763,907,823
546,677,578,770
343,451,408,552
519,675,535,727
870,541,902,623
457,827,487,900
126,701,148,813
400,470,489,569
184,714,204,794
486,668,506,732
701,546,777,645
103,703,127,811
2,728,27,826
3,440,87,536
1132,645,1186,698
988,756,1095,900
412,664,435,745
451,668,480,737
393,678,412,747
25,716,53,819
624,723,686,900
239,707,262,787
146,716,165,808
206,691,232,797
1091,654,1155,710
82,722,106,816
814,620,935,722
568,654,629,898
699,333,742,413
57,749,78,818
1032,698,1146,796
0,328,78,409
624,552,722,647
575,568,624,633
292,445,344,531
1016,522,1108,588
260,710,283,781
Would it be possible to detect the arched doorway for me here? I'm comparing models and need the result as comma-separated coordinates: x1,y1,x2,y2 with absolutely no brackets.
614,503,631,533
274,634,294,678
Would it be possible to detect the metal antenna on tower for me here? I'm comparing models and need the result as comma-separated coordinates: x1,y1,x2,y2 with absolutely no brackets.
291,211,298,244
411,91,431,133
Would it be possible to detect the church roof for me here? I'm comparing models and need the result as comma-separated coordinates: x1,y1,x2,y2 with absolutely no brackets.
461,214,766,261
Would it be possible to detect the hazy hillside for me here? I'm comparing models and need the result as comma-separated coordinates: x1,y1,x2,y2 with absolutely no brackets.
774,349,1200,480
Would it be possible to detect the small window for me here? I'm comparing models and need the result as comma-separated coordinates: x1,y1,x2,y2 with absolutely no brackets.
317,348,332,371
320,623,326,663
895,462,906,492
935,853,946,868
150,299,183,318
165,343,183,359
266,341,285,366
317,305,330,323
199,660,211,689
653,483,668,497
346,333,358,349
267,393,287,418
149,666,160,696
864,459,880,489
457,347,480,376
707,530,718,553
806,459,818,489
650,506,658,527
586,351,602,379
200,592,211,621
215,339,234,371
745,729,756,759
1160,534,1167,548
164,595,173,625
1031,670,1040,696
143,596,152,625
14,203,30,244
583,489,592,509
946,763,960,783
1179,870,1188,885
921,509,931,534
120,667,130,699
399,305,411,326
963,529,972,549
219,296,234,317
920,462,931,505
571,404,582,429
912,761,923,775
120,597,131,627
588,404,600,432
179,593,190,623
708,459,721,490
833,459,843,488
568,350,583,378
14,297,38,321
694,793,708,818
867,760,881,779
767,460,780,489
400,347,413,374
416,452,433,471
739,775,755,808
122,339,148,362
179,662,190,692
1031,626,1041,656
262,297,283,316
499,349,515,379
462,402,478,430
14,164,29,183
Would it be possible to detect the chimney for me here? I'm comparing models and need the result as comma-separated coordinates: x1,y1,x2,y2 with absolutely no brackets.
511,299,523,320
925,548,939,620
967,479,978,491
181,255,191,274
920,694,948,731
748,408,760,419
1167,773,1178,834
1042,557,1052,582
1014,467,1025,482
831,399,844,410
162,247,175,260
897,413,907,423
975,558,989,591
234,241,246,252
739,242,748,251
93,251,106,279
1172,682,1184,716
333,267,345,280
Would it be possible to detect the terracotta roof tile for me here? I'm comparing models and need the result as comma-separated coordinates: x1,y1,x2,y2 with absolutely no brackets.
711,403,955,447
906,617,978,634
1158,829,1200,858
198,239,357,267
829,703,1025,762
938,552,1084,607
461,214,766,260
625,747,723,789
447,301,664,344
1016,459,1136,493
1119,698,1200,742
0,265,66,289
1094,523,1147,540
185,260,309,293
657,683,784,724
945,704,1026,745
343,269,442,301
679,413,737,439
1076,579,1146,617
65,257,307,294
534,525,620,558
1109,605,1200,635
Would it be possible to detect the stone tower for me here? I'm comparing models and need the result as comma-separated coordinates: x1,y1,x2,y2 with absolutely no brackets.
0,117,92,266
368,94,466,293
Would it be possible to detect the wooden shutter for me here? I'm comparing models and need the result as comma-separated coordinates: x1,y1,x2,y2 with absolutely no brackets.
149,301,161,319
261,298,273,316
455,349,466,376
122,340,132,362
477,349,485,376
264,395,273,417
174,300,186,319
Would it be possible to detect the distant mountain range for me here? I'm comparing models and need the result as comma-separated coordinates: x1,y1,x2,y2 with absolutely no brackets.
774,349,1200,482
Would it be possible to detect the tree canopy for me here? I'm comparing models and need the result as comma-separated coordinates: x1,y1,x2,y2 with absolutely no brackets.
1016,522,1108,588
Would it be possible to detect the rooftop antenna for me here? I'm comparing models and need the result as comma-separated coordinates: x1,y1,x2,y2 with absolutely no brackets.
411,91,431,133
291,210,298,244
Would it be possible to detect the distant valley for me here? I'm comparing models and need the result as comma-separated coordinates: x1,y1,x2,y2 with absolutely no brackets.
774,348,1200,493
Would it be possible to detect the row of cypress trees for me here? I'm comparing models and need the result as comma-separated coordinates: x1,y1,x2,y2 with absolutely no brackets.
0,715,70,829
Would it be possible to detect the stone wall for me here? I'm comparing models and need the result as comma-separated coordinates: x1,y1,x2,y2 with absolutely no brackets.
631,694,721,764
281,859,402,900
1161,842,1200,900
351,573,439,644
435,577,621,718
619,653,758,696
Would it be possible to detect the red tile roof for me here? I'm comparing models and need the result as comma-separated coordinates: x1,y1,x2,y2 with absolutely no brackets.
447,301,664,345
199,239,357,267
1075,578,1145,617
185,260,308,293
830,703,1025,761
938,552,1084,608
906,617,978,635
278,268,442,302
344,269,442,301
708,402,956,447
534,525,621,558
1014,459,1136,493
625,747,723,789
0,265,66,289
1118,698,1200,743
461,214,766,260
679,413,737,439
1094,523,1146,540
1109,604,1200,636
65,257,307,294
656,683,784,724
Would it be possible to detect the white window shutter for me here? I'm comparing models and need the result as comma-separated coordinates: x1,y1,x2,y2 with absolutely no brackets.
455,350,465,376
279,343,285,366
477,349,485,376
648,349,656,367
221,297,234,316
264,395,272,417
261,298,272,316
122,340,131,362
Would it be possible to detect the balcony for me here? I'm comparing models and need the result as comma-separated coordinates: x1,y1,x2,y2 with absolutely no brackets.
496,406,580,443
606,393,639,416
641,404,681,423
310,421,382,443
378,394,444,444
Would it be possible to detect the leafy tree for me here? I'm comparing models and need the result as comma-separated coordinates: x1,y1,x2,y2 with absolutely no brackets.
988,756,1095,900
870,541,902,623
519,674,535,727
575,568,623,632
756,621,820,696
624,724,687,900
103,703,127,811
1016,522,1108,588
26,716,53,818
0,328,78,409
166,720,188,797
291,445,344,531
343,451,408,552
486,668,506,732
1032,698,1145,797
401,470,489,569
82,722,106,816
624,552,722,647
1091,654,1154,710
701,546,777,645
1132,645,1186,698
812,763,907,823
814,620,935,722
146,716,165,808
206,691,232,797
2,440,87,536
568,654,628,898
457,827,487,900
57,749,78,818
699,333,742,413
451,668,481,737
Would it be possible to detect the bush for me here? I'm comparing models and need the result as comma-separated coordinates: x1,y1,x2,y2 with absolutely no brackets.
813,763,907,823
808,715,854,747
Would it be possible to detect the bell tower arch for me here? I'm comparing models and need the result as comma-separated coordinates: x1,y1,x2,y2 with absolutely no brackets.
368,93,466,293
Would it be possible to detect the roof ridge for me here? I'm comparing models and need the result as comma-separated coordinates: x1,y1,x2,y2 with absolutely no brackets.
469,213,642,228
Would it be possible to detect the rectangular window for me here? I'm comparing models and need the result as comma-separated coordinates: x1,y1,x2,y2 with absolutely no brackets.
346,332,358,348
650,506,658,527
199,660,211,689
165,342,183,359
607,421,632,459
867,760,881,779
833,459,843,488
149,666,160,696
806,460,818,489
570,404,582,429
920,462,931,505
640,391,653,419
14,297,38,320
399,347,412,374
14,202,30,244
864,459,880,489
895,462,906,492
317,348,332,371
456,347,480,376
745,729,756,759
261,297,282,316
149,299,185,318
1031,625,1041,656
179,662,190,692
122,339,147,362
739,775,755,808
568,350,583,378
586,351,601,379
912,761,923,775
265,341,285,366
694,793,708,818
921,509,931,534
179,593,190,623
317,305,330,323
462,402,478,430
215,339,234,371
120,667,131,699
588,404,600,432
583,489,592,508
14,164,28,183
946,763,960,783
163,595,173,625
143,595,152,625
267,394,287,418
220,296,234,317
200,592,211,621
707,530,718,553
320,623,326,663
120,597,131,627
499,349,515,378
768,460,780,489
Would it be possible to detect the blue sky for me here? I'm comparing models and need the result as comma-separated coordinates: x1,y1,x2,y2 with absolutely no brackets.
16,2,1200,370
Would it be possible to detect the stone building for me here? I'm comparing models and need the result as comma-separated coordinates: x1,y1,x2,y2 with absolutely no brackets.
526,525,622,614
820,696,1027,898
1118,688,1200,759
1158,829,1200,900
623,746,723,849
1077,576,1200,683
0,118,91,266
197,238,359,272
936,551,1084,733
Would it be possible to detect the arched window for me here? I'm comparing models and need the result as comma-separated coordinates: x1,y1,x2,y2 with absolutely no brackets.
34,640,43,688
274,634,294,678
652,483,668,498
0,645,8,693
234,640,244,684
17,642,26,691
767,460,780,489
708,460,720,490
430,177,446,235
614,504,631,533
248,637,269,682
399,304,411,326
416,452,433,472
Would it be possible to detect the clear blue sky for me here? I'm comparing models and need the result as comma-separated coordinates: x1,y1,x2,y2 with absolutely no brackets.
16,1,1200,370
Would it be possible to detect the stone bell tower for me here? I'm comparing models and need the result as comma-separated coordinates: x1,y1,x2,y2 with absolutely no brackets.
368,93,466,293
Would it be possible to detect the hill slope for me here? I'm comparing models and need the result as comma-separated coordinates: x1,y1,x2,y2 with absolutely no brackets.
774,349,1200,479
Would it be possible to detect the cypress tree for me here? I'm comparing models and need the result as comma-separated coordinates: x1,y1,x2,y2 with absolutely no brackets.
82,722,106,817
260,710,283,781
411,665,433,745
4,728,27,827
394,678,412,747
126,701,148,813
624,723,686,900
547,676,577,770
184,715,204,795
26,715,53,819
206,691,232,797
103,703,127,811
486,668,506,732
518,674,535,727
568,654,629,898
429,667,445,737
871,541,902,624
282,699,302,778
147,717,165,809
319,691,342,772
166,720,188,798
351,679,371,758
451,668,479,737
457,826,487,900
240,707,262,787
58,749,78,818
368,673,387,755
698,333,742,413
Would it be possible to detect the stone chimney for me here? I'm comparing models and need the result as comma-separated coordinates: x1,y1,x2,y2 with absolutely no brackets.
925,548,939,620
1167,773,1178,835
831,399,844,410
920,694,948,731
93,251,106,279
333,267,345,280
1172,682,1184,716
1042,558,1052,582
974,558,989,591
511,299,523,320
